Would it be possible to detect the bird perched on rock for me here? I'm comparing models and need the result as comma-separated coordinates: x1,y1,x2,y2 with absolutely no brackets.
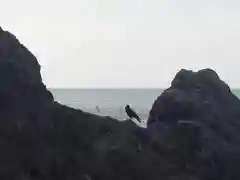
125,105,141,123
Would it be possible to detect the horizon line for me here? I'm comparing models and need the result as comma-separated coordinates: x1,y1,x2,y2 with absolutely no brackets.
48,87,240,89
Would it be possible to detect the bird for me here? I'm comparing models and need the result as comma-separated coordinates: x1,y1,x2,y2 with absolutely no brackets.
95,106,100,113
125,104,141,123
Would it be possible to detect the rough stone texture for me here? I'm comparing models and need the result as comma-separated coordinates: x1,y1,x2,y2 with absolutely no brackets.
148,68,240,179
0,27,177,180
0,27,239,180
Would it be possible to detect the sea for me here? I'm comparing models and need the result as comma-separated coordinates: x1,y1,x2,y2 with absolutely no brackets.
50,88,240,124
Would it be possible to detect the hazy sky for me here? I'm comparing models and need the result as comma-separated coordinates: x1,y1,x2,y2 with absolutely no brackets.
1,0,240,88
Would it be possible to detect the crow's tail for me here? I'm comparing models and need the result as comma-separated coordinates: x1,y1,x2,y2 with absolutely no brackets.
135,116,141,123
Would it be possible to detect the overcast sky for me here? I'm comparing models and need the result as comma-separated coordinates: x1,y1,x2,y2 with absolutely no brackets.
1,0,240,88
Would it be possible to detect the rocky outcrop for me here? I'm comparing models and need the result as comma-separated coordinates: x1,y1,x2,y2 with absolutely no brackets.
148,68,240,179
0,26,239,180
0,27,182,180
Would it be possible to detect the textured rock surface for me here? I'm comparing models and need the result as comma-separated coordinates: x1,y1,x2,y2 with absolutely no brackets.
148,68,240,179
0,27,239,180
0,27,177,180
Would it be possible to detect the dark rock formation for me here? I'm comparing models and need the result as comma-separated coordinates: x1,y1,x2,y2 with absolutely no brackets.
0,26,239,180
148,68,240,179
0,27,183,180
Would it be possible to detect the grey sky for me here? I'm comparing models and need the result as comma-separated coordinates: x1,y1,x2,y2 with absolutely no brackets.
1,0,240,88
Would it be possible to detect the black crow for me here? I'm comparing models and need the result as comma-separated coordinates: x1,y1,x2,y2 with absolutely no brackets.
125,104,141,123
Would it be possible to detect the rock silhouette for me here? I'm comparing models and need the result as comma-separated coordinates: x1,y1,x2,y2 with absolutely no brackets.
0,26,239,180
148,68,240,179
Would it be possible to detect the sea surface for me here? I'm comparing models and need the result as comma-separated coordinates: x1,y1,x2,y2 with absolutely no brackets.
50,88,240,122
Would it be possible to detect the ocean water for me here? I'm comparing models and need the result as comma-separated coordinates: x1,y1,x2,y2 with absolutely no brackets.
50,88,240,122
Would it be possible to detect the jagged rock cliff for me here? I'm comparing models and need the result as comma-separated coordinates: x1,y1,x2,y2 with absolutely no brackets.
0,27,239,180
148,68,240,179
